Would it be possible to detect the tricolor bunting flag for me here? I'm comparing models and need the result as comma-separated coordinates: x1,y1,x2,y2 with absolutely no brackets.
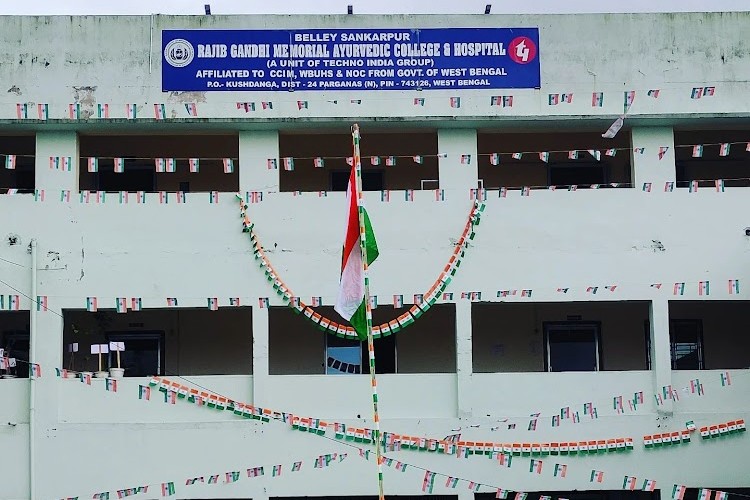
165,158,176,173
113,157,124,173
720,371,731,386
185,477,204,485
225,471,240,483
624,476,638,490
37,103,49,120
698,489,712,500
36,295,48,311
207,475,219,484
184,103,198,116
313,157,325,168
237,101,255,112
515,493,528,500
262,101,273,109
446,477,459,488
460,154,471,164
496,490,509,499
512,152,523,160
116,298,128,313
568,150,578,160
413,155,424,164
160,481,175,496
553,463,567,477
449,96,461,108
592,92,604,107
5,155,16,169
97,103,110,118
624,90,636,110
719,143,731,156
414,97,425,106
529,458,543,474
548,93,560,105
693,144,704,157
189,158,200,172
333,150,379,341
138,385,151,400
590,470,604,483
601,115,624,138
648,89,661,98
716,179,725,192
665,181,675,192
422,471,436,493
658,146,669,160
605,148,616,156
131,297,142,311
704,86,716,96
16,103,28,119
126,104,137,119
292,461,302,472
267,158,278,169
673,485,687,500
715,492,729,500
207,297,219,311
87,157,98,172
588,149,601,161
691,87,704,99
673,282,685,295
698,280,710,295
223,158,235,173
29,363,41,378
154,103,166,119
468,482,481,492
86,297,98,312
490,152,501,164
643,479,657,491
68,103,81,119
105,378,117,392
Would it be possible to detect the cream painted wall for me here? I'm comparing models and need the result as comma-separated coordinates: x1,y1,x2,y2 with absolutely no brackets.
472,302,649,372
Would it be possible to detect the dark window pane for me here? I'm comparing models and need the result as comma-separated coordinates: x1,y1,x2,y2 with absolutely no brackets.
549,164,605,186
546,325,599,372
330,170,384,191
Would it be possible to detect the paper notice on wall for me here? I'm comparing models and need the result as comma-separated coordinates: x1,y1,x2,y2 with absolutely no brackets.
91,344,110,354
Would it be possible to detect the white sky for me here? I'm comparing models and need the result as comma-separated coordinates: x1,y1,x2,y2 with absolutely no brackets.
2,0,750,15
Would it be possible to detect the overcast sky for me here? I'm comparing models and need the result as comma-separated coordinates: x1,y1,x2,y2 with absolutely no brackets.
3,0,750,15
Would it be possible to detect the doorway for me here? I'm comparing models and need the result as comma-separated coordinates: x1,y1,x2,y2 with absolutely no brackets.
544,322,602,372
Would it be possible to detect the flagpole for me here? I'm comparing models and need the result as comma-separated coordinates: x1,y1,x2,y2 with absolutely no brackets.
351,123,385,500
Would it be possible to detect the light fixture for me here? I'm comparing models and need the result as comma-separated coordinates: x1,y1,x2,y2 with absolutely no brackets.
484,4,492,14
347,5,353,14
204,4,212,15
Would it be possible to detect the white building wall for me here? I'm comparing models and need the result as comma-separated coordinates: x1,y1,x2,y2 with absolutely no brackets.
0,11,748,500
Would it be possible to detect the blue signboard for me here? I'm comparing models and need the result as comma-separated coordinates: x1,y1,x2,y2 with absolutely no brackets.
162,28,540,91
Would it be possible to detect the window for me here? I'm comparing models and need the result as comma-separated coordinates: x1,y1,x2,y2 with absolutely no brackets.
325,333,396,375
544,322,602,372
106,332,164,377
1,331,29,378
96,162,155,191
549,163,606,186
670,319,704,370
330,170,384,191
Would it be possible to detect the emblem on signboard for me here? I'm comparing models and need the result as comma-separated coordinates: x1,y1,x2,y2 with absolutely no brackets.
164,39,195,68
508,36,537,64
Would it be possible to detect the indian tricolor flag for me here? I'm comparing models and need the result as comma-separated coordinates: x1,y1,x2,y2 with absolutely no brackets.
116,297,128,313
719,143,731,156
160,482,175,496
154,103,166,119
623,476,638,490
445,477,459,488
698,489,712,500
673,485,687,500
334,161,379,341
590,470,604,483
715,492,729,500
643,479,657,492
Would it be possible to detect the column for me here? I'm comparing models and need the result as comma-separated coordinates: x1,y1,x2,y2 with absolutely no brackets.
455,300,474,418
649,299,673,414
35,131,79,193
239,130,280,193
631,126,675,188
252,306,270,405
437,129,478,195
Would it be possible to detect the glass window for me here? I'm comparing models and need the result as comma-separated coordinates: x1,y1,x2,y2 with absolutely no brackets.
545,322,601,372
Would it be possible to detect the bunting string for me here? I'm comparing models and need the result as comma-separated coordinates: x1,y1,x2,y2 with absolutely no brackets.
238,194,484,339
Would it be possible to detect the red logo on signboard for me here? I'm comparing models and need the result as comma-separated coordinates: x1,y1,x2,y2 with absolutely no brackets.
508,37,537,64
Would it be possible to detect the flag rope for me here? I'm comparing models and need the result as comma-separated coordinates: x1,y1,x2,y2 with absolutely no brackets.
352,123,386,500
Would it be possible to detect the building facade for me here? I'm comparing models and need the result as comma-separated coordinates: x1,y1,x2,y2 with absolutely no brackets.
0,11,749,500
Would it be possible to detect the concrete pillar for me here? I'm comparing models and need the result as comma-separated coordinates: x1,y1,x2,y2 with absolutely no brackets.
35,131,79,194
649,299,673,414
437,129,478,195
631,127,675,188
239,130,280,193
252,306,270,404
455,300,473,418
